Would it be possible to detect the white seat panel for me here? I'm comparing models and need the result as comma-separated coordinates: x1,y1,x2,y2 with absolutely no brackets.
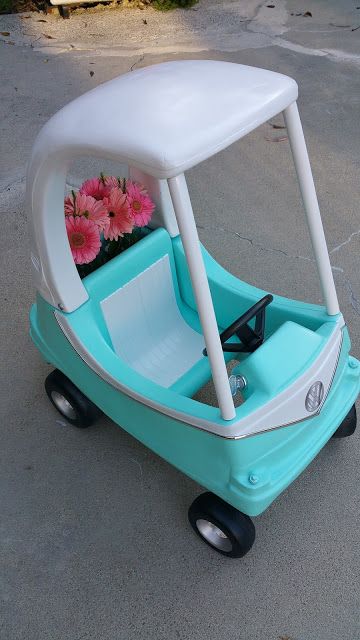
100,255,205,387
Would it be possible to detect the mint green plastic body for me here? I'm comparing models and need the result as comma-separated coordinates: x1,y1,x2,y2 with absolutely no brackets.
29,229,360,517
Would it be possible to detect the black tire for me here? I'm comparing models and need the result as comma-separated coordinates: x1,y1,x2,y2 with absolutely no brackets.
45,369,102,428
59,5,71,18
188,492,255,558
332,404,357,438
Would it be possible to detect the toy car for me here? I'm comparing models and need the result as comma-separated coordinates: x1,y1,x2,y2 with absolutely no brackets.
28,60,359,557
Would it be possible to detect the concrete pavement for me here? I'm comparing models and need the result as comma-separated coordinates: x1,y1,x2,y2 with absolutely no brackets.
1,1,359,639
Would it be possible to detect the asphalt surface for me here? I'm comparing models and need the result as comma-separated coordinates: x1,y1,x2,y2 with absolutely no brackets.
1,1,360,639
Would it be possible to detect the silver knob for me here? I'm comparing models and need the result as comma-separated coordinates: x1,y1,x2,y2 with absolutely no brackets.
229,374,247,397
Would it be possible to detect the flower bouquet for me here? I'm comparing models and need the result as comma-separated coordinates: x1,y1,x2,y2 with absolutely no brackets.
65,175,155,278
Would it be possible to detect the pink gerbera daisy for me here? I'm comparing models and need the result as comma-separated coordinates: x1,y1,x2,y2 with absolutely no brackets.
79,177,112,201
126,181,155,227
103,188,134,241
64,193,76,216
104,175,120,190
64,191,109,231
66,215,101,265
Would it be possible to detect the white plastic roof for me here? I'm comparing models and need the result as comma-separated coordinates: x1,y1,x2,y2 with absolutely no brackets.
27,60,298,313
31,60,298,181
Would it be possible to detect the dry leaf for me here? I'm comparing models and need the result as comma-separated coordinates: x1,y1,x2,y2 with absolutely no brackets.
1,31,10,36
42,33,56,39
37,19,47,22
303,11,312,17
89,70,94,77
270,122,286,129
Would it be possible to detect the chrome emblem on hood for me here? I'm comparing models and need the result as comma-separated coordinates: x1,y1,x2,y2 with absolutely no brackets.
305,381,324,412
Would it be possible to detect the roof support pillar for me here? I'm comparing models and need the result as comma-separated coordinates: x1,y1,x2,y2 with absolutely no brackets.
168,174,236,421
284,102,340,316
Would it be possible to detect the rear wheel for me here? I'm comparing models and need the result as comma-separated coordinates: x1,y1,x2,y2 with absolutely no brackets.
59,5,71,18
332,404,357,438
45,369,102,428
188,492,255,558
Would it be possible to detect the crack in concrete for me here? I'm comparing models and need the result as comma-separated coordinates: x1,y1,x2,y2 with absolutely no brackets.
198,223,360,316
241,2,360,67
197,223,316,265
130,54,145,72
329,265,360,317
330,229,360,254
344,279,360,317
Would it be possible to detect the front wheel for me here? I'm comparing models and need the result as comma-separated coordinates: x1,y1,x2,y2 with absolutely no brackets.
188,492,255,558
45,369,102,428
332,404,357,438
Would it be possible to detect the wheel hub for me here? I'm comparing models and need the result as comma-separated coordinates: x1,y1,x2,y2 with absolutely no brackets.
196,518,232,552
51,391,77,420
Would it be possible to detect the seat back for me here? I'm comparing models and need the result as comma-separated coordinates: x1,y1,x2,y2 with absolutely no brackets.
84,228,204,388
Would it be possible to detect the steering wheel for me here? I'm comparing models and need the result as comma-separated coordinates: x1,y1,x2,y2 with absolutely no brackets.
203,294,273,356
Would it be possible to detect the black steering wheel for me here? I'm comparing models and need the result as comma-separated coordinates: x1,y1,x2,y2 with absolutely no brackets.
203,294,273,356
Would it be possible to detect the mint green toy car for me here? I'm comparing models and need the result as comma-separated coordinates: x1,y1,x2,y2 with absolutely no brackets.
28,61,359,557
